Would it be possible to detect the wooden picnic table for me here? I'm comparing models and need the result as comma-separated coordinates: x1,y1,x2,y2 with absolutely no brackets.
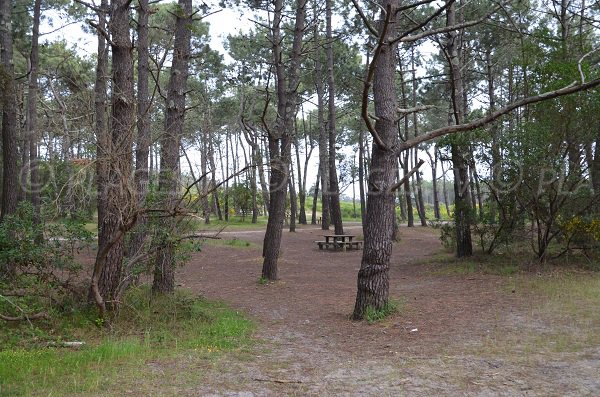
316,234,362,251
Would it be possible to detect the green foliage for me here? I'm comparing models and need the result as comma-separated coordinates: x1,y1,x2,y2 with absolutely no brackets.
0,202,93,277
439,223,456,251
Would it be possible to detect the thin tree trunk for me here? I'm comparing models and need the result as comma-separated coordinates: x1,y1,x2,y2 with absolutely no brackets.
447,0,472,257
315,6,330,230
440,159,451,218
311,169,319,225
295,136,306,224
261,0,306,280
152,0,192,294
92,0,108,299
403,152,414,227
358,128,366,224
326,0,343,234
27,0,42,234
128,0,151,262
289,164,297,232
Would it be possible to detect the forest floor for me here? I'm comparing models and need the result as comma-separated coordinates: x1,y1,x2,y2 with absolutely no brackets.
128,224,599,397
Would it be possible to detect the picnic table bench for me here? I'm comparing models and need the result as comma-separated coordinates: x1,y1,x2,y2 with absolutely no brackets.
315,234,363,251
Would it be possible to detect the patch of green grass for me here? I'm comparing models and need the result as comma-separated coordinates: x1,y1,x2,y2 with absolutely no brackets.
224,237,253,248
205,237,256,249
192,217,269,231
0,287,253,397
365,299,401,324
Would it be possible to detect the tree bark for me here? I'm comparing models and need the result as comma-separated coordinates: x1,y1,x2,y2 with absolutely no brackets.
315,7,330,231
0,0,19,224
94,0,136,306
152,0,192,294
128,0,151,262
288,164,297,232
326,0,343,235
91,0,109,301
26,0,42,234
261,0,306,280
446,0,472,257
295,135,306,224
311,169,320,225
353,0,399,319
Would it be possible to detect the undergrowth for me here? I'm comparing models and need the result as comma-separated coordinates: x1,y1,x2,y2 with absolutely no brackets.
0,286,253,397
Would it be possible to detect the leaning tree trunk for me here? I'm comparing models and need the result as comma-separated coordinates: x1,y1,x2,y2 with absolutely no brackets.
353,0,399,319
152,0,192,294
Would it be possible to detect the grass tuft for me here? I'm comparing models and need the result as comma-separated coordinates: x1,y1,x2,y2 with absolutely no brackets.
365,299,401,324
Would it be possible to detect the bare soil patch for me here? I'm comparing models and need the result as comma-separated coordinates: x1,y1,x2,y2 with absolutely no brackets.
167,225,600,396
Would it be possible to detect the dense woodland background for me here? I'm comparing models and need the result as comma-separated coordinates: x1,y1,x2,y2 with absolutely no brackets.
1,0,599,323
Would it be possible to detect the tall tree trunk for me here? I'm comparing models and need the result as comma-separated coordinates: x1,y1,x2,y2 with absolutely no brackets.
261,0,306,280
326,0,343,235
92,0,109,300
315,8,330,230
403,152,414,227
128,0,151,262
201,129,211,224
358,128,366,224
441,159,451,218
27,0,42,233
396,165,406,221
152,0,192,294
427,147,441,219
447,0,472,257
592,129,600,212
208,135,222,220
93,0,136,310
0,0,19,224
487,49,500,223
353,0,399,319
295,136,306,224
410,51,426,227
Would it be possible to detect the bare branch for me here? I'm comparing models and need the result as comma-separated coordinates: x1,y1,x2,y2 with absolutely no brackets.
350,0,378,37
390,159,425,191
578,46,600,83
392,5,501,45
395,78,600,153
397,104,436,115
0,312,50,322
